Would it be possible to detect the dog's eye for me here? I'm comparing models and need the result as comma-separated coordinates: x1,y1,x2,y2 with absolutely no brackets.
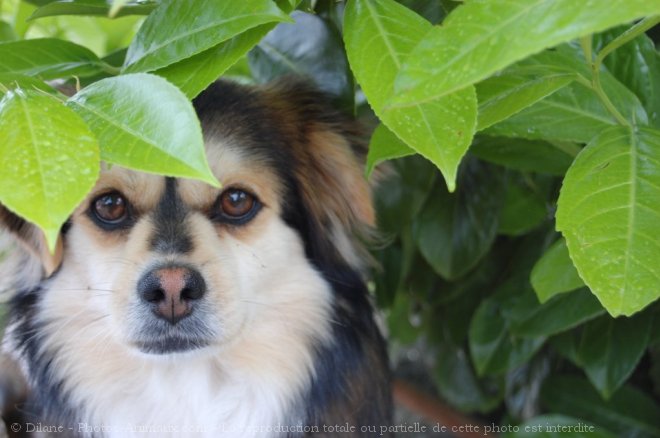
214,188,259,223
92,192,129,225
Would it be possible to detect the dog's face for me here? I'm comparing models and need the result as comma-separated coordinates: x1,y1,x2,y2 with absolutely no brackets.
62,148,307,355
2,80,374,359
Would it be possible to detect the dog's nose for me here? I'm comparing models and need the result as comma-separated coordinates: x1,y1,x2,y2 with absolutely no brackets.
137,265,206,325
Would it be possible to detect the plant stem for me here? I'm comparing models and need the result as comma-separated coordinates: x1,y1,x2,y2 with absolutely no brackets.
595,16,660,72
593,79,630,127
579,35,592,64
581,33,630,127
100,62,121,76
585,17,660,128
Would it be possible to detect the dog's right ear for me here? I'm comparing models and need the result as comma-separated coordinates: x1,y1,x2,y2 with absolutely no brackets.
0,205,63,277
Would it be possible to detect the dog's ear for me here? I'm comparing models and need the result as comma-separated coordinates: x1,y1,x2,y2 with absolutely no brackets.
0,205,63,277
263,80,375,270
294,127,376,266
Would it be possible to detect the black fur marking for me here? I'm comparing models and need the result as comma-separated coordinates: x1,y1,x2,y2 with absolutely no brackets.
300,268,392,436
149,178,193,254
61,219,72,235
6,288,82,433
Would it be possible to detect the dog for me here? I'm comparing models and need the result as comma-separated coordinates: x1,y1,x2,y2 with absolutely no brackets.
0,79,391,437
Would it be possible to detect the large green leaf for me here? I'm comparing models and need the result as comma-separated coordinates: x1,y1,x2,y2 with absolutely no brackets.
28,0,156,19
541,376,660,437
556,126,660,316
344,0,477,192
67,74,217,186
413,158,504,280
531,238,585,303
0,89,99,249
508,288,605,338
248,11,354,109
0,74,58,96
470,136,575,176
123,0,289,73
498,175,549,236
503,415,616,438
389,0,660,106
476,72,575,131
366,124,415,178
0,38,103,79
155,24,273,99
485,47,648,143
575,312,653,399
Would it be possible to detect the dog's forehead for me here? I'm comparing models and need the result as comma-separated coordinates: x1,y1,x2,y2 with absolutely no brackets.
178,136,284,210
89,136,284,212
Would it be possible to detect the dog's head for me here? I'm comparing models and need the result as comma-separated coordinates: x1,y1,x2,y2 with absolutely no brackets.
1,79,374,357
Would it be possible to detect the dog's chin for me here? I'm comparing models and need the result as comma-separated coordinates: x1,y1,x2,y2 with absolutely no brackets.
133,336,211,355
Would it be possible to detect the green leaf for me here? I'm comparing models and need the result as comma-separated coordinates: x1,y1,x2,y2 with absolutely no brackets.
67,74,218,186
28,0,156,19
374,154,436,234
596,28,660,128
248,11,354,109
413,158,504,280
23,0,58,6
0,74,58,96
366,124,415,178
389,0,660,106
531,238,585,303
344,0,477,192
486,83,611,143
556,126,660,316
0,38,103,79
155,24,273,99
469,297,545,376
123,0,290,73
576,312,653,399
386,291,424,345
434,338,503,413
431,250,503,344
0,21,16,42
470,136,575,176
498,176,548,236
373,241,405,308
541,376,660,437
503,415,616,438
477,72,575,130
508,288,605,338
0,89,99,249
485,47,648,143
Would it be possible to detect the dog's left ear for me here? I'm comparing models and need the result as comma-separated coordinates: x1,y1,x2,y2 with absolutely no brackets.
0,205,63,277
264,80,376,270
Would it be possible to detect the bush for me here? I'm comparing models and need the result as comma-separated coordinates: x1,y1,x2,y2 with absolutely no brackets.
1,0,659,436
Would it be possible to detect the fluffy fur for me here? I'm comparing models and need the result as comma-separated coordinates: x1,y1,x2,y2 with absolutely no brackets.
0,79,391,437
